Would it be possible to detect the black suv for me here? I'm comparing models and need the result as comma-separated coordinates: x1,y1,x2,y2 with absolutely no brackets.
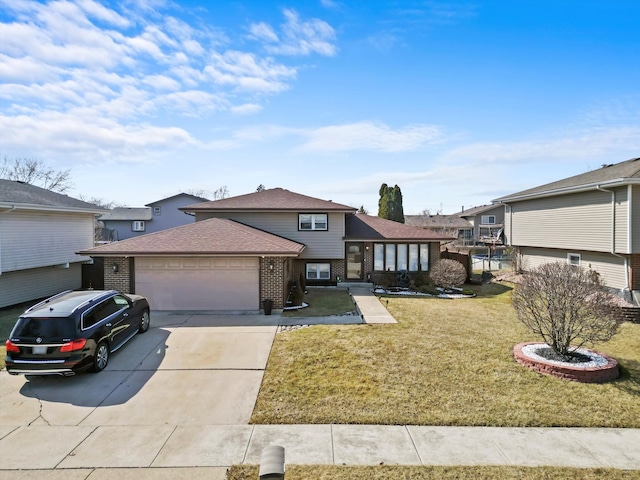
5,290,150,376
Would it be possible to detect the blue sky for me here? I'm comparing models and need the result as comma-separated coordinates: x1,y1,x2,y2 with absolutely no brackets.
1,0,638,214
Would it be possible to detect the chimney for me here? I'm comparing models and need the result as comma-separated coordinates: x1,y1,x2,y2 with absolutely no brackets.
461,206,464,213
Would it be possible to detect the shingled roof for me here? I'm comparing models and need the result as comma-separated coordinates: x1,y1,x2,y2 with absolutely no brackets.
78,218,306,256
99,207,153,221
346,214,454,241
495,157,640,203
405,214,472,229
182,188,357,212
0,179,106,213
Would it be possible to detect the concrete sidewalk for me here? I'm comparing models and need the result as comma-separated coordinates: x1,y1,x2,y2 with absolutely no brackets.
1,424,639,474
348,284,397,324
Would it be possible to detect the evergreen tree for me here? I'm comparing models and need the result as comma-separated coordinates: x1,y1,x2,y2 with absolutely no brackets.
377,183,405,223
378,183,390,218
389,184,405,223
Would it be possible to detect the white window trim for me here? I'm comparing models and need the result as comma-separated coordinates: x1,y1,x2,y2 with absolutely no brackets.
299,213,328,231
567,253,581,267
132,220,145,232
306,262,331,280
481,215,496,225
374,243,430,272
153,206,161,215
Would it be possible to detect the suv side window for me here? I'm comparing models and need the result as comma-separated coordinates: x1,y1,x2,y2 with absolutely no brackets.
82,298,120,330
113,295,130,309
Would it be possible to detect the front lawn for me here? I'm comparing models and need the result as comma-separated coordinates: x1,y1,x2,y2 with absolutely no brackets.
282,287,356,317
251,282,640,427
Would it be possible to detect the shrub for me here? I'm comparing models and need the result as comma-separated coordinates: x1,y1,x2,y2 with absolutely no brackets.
287,279,305,306
512,262,621,359
429,259,467,290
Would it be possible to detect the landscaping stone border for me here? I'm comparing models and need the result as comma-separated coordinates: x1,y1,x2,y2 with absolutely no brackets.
513,342,619,383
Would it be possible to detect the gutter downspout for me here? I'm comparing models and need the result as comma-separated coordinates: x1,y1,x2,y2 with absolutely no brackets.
0,205,18,276
596,185,630,294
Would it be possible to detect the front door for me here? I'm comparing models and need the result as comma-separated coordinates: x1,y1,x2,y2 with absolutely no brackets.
346,242,364,280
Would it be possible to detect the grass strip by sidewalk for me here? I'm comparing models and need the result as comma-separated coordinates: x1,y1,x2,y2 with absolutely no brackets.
251,282,640,427
227,465,639,480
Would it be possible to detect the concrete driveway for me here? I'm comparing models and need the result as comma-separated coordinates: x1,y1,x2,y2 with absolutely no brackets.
0,312,277,472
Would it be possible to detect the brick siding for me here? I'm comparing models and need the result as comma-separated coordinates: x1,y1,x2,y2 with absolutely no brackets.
103,257,132,293
513,342,619,383
260,256,285,309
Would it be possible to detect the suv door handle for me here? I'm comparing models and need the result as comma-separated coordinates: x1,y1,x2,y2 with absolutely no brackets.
123,313,129,317
106,323,112,327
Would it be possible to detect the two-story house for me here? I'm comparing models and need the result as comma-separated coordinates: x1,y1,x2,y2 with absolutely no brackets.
98,193,208,241
0,179,105,308
454,204,506,245
494,157,640,305
79,188,452,312
405,214,473,245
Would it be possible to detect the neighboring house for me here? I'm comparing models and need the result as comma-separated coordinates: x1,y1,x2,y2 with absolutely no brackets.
0,179,106,308
98,193,208,241
494,157,640,305
453,204,506,245
405,214,473,245
79,188,452,312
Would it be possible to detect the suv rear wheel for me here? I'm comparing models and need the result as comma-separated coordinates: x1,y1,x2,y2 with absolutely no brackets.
91,341,109,373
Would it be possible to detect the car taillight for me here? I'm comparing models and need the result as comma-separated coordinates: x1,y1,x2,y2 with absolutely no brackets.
60,338,87,352
5,340,20,352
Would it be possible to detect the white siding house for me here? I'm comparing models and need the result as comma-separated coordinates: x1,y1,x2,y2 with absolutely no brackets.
495,157,640,305
0,180,105,307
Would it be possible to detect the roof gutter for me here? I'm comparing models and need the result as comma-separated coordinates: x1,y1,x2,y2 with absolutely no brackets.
0,202,106,215
495,178,640,204
596,185,630,292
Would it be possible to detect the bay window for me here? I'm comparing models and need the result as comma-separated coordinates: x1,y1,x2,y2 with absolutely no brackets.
374,243,430,272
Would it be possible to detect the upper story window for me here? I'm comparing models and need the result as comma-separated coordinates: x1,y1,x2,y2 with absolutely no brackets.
153,206,161,215
299,213,328,231
132,220,145,232
481,215,496,224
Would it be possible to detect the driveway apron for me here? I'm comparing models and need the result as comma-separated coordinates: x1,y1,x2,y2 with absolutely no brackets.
0,313,277,469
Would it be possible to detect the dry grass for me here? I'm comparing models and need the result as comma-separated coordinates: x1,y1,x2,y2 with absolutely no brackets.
227,465,638,480
282,287,356,317
251,282,640,427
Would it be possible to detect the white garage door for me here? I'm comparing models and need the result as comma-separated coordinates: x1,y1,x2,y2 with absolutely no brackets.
135,257,259,311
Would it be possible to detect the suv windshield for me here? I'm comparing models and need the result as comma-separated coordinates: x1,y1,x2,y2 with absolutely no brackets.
11,317,76,339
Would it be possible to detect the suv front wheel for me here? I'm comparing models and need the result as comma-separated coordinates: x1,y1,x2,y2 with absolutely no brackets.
91,341,109,373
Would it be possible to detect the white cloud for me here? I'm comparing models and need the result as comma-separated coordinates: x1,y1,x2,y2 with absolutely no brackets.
440,126,640,165
249,8,337,57
0,0,338,164
249,22,279,43
230,103,263,115
301,121,444,152
0,111,197,162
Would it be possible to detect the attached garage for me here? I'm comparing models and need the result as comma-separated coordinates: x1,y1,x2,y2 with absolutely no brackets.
78,217,306,312
136,256,259,311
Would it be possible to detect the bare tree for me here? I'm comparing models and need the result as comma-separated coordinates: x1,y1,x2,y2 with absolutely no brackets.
184,185,229,200
512,262,621,359
256,184,266,192
77,195,127,209
429,259,467,290
212,185,229,200
1,156,72,193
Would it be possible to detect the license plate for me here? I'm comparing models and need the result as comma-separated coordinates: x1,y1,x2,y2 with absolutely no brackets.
32,346,47,354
